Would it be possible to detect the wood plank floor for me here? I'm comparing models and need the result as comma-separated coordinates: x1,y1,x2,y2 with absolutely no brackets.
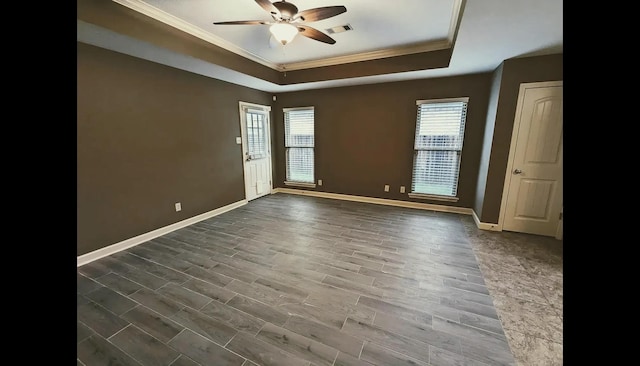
78,193,555,366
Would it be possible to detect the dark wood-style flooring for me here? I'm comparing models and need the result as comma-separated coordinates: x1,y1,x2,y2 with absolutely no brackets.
77,193,523,366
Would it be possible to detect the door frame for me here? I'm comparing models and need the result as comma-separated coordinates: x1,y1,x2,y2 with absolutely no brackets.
497,80,563,236
238,101,273,201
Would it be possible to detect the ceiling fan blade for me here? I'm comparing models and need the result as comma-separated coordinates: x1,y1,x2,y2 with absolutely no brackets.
294,6,346,22
213,20,270,25
297,26,336,44
255,0,280,15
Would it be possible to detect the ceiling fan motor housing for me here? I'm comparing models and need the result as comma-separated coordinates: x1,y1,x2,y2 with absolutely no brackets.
273,1,298,20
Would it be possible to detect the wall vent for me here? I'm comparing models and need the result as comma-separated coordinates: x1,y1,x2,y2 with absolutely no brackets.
326,24,353,34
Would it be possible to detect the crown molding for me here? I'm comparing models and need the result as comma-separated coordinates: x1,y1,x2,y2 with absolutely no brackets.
449,0,466,44
112,0,279,70
112,0,463,72
279,0,463,71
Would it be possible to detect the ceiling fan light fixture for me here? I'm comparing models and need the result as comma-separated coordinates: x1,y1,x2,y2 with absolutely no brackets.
269,22,298,45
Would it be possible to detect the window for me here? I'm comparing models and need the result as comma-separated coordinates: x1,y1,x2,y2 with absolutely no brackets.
284,107,315,186
409,97,469,201
246,109,267,160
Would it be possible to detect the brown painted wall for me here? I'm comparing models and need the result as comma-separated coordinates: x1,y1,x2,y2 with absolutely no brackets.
77,42,271,256
273,74,492,208
280,49,452,84
479,53,563,223
474,63,504,220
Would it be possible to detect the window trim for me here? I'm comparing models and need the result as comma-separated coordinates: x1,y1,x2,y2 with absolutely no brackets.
283,106,315,112
408,192,459,202
284,106,316,187
284,181,316,188
415,97,469,105
410,97,469,201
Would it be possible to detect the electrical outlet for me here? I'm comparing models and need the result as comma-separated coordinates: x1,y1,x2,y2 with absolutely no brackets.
384,184,389,192
175,202,182,212
318,179,323,186
400,186,406,193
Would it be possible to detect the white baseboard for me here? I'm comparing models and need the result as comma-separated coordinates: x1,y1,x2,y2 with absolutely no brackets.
273,188,473,215
471,210,501,231
77,199,247,267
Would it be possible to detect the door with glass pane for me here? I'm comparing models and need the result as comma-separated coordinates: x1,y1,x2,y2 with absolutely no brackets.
239,102,272,201
500,81,563,237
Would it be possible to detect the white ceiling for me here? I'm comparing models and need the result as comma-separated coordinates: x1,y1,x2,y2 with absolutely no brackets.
77,0,563,93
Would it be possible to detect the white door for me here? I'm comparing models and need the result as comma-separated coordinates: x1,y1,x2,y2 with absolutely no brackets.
239,102,272,201
500,81,563,237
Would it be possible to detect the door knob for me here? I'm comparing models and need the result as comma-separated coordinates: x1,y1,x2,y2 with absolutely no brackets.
513,169,522,175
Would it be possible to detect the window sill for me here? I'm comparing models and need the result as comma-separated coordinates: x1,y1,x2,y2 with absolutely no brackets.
408,193,459,202
284,181,317,188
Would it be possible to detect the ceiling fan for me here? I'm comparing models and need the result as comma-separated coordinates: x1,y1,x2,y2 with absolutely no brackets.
213,0,347,46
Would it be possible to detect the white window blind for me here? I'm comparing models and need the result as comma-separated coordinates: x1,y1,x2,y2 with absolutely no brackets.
284,107,314,184
412,98,468,197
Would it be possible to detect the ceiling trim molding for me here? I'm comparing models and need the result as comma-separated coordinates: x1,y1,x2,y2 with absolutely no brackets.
449,0,466,43
280,0,463,71
279,40,451,71
112,0,463,72
112,0,279,70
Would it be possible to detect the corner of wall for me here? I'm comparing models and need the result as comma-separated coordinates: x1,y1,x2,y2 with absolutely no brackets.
472,210,501,232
